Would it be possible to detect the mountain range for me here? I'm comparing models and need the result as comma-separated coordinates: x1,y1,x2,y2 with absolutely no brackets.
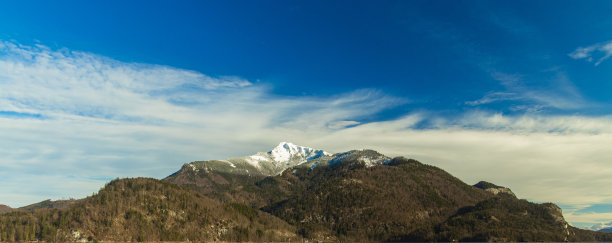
1,142,611,242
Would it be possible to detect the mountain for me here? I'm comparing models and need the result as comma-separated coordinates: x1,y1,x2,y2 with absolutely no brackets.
165,143,612,241
172,142,332,177
164,142,336,206
2,142,612,242
600,227,612,233
164,148,391,208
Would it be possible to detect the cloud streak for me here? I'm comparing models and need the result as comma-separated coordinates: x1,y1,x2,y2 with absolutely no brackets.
467,71,587,111
569,40,612,66
1,41,611,229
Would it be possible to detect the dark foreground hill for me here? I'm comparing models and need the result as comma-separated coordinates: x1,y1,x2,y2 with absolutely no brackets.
436,194,612,241
0,178,297,242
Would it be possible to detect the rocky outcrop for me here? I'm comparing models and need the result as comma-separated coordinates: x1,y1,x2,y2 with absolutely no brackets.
473,181,516,197
0,204,12,214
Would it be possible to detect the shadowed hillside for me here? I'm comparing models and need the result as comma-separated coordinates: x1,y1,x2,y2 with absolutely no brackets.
0,178,297,242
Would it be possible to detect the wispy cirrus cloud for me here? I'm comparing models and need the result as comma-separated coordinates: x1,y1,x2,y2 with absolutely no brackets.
589,220,612,231
0,40,406,206
465,91,521,106
566,203,612,228
569,40,612,66
467,71,587,111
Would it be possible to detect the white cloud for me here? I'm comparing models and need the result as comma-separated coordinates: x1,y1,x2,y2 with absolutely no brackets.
315,113,612,200
565,213,612,230
467,71,587,111
327,120,361,129
569,40,612,66
466,91,520,106
0,41,405,206
452,111,612,134
589,221,612,231
1,41,612,229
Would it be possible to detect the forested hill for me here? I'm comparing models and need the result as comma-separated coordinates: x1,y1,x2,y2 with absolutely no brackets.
0,178,298,242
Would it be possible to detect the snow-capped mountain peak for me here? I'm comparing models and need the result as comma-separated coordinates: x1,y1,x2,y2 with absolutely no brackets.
234,142,332,175
185,142,333,176
268,142,331,163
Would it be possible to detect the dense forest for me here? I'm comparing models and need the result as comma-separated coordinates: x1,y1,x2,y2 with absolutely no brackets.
0,178,297,242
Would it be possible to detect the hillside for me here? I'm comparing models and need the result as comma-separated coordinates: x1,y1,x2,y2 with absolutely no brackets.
437,194,612,241
0,178,297,242
261,156,492,241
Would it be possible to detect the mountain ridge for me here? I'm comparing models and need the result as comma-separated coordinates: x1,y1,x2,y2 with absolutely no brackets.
2,142,611,242
176,142,334,177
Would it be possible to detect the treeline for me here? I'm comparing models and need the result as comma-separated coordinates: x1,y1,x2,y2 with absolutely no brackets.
0,178,297,242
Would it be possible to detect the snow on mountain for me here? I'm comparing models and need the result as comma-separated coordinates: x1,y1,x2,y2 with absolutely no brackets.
329,149,390,167
183,143,391,176
245,155,267,168
231,142,333,175
269,142,331,163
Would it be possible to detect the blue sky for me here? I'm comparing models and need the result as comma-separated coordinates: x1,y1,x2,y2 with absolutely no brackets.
1,0,612,230
4,0,611,114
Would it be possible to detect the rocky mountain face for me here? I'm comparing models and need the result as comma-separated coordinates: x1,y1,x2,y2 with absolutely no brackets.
473,180,517,197
1,142,612,242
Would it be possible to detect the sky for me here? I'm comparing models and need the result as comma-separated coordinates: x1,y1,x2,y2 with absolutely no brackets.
0,0,611,230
